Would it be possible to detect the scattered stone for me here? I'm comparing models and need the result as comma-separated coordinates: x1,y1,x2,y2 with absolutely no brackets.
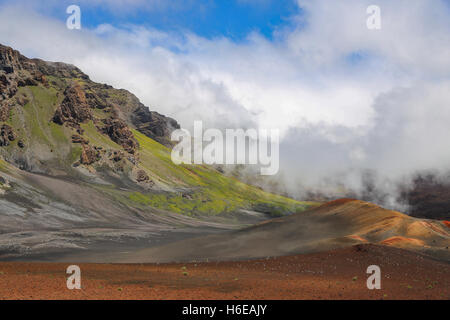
111,151,124,162
0,124,16,146
71,134,89,144
15,94,29,106
80,144,99,165
0,101,11,122
53,84,92,126
182,193,193,200
136,170,150,183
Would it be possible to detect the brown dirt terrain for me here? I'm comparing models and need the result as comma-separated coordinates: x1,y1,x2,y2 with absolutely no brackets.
0,244,448,300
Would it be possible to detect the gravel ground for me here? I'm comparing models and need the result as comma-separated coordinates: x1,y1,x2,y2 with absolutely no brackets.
0,244,448,300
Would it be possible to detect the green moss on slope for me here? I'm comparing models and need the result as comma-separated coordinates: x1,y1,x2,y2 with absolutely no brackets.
131,130,316,216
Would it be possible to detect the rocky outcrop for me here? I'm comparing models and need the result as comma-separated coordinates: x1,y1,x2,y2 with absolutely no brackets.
0,100,13,122
131,104,180,147
80,144,100,165
0,45,48,122
136,169,150,182
110,150,124,162
99,118,138,154
1,43,179,150
53,84,92,127
0,45,26,73
33,60,89,80
0,124,16,146
71,134,89,144
0,43,181,181
84,90,109,110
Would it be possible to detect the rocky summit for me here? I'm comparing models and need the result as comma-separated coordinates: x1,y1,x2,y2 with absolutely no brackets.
0,44,179,173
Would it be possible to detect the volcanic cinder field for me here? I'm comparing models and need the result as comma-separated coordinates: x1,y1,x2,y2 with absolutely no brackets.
0,199,448,300
0,43,449,300
0,244,448,300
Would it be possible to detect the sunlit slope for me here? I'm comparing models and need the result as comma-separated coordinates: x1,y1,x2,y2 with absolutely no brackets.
130,130,316,216
309,199,449,250
0,84,316,217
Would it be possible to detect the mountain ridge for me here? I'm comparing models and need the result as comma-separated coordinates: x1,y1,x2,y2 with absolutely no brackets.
0,43,316,260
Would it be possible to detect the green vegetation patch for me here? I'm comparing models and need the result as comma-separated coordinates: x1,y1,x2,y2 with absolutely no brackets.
129,129,316,216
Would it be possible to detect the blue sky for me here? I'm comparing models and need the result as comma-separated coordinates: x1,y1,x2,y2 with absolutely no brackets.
3,0,301,41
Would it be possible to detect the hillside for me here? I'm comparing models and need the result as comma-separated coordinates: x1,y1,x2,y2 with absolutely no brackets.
0,43,315,260
122,199,450,263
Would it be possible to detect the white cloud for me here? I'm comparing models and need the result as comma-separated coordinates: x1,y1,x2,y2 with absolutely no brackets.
0,0,449,208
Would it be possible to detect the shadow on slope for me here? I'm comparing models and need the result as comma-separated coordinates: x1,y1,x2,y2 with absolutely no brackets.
124,199,450,263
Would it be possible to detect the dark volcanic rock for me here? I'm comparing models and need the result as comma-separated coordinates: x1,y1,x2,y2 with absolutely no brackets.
111,150,124,162
84,90,108,109
1,43,179,150
100,118,138,154
0,44,69,125
53,84,92,126
0,124,16,146
0,45,46,94
33,60,89,80
0,101,12,122
71,134,89,144
0,45,25,71
136,169,150,182
131,104,180,147
80,144,99,165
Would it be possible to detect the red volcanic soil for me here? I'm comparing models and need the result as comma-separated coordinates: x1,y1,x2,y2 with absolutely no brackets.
0,244,448,300
320,198,357,207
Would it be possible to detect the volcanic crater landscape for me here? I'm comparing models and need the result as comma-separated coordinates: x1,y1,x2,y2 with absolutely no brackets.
0,44,448,300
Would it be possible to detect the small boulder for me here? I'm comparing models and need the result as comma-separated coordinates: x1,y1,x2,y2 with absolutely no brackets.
0,124,16,146
71,134,89,144
136,169,150,182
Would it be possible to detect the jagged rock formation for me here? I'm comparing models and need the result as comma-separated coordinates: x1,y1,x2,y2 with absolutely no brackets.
53,84,92,127
131,106,180,147
0,43,180,174
136,169,150,182
0,45,50,121
99,118,137,154
80,144,100,165
0,124,16,146
0,44,178,145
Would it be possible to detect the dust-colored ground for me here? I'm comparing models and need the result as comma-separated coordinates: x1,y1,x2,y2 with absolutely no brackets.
0,244,448,300
122,199,450,263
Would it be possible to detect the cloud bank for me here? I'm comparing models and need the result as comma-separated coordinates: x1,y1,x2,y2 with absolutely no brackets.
0,0,449,210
